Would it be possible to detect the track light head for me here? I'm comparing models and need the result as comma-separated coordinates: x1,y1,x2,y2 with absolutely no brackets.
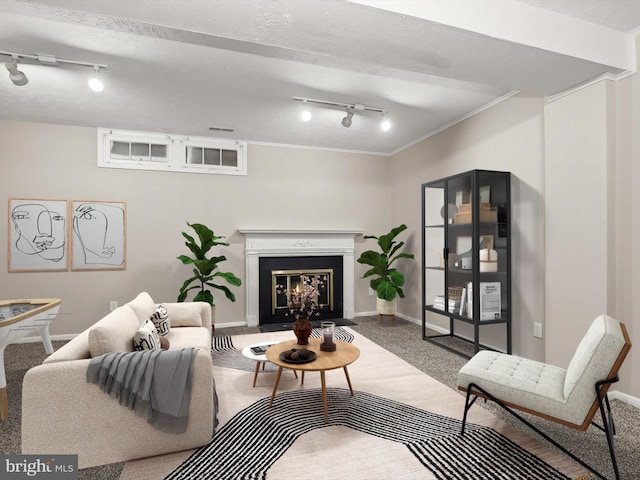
341,109,354,128
88,66,104,93
380,112,391,132
5,58,28,86
300,100,311,122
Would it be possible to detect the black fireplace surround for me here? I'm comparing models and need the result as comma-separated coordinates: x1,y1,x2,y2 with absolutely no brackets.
258,256,344,325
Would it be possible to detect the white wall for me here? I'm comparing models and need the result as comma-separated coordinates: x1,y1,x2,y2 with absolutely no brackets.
543,64,639,398
543,82,611,366
0,120,391,336
390,94,546,360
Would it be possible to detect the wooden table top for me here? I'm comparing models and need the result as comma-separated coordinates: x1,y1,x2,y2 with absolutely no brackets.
0,298,61,328
265,338,360,372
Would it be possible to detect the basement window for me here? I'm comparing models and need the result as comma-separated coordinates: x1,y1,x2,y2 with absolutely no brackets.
98,128,247,176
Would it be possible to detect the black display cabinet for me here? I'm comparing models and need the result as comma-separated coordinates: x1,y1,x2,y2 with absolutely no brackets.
422,169,511,357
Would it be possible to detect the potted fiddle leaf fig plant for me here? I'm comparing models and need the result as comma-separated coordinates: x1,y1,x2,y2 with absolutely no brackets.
357,224,415,315
177,222,242,323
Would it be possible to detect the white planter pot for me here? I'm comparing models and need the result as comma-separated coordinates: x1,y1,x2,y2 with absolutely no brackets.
376,297,397,315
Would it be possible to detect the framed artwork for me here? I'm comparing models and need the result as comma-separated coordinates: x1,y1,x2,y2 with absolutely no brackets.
71,200,127,270
456,234,494,255
8,198,70,272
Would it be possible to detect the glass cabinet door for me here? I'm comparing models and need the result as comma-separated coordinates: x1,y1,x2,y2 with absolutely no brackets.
423,182,445,317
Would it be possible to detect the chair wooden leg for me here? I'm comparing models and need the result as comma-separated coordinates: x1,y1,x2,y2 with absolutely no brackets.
0,387,8,421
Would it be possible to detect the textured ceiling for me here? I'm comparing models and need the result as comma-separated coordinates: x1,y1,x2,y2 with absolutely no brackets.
1,0,639,154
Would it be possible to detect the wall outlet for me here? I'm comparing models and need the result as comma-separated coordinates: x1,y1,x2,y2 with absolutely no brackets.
109,300,118,312
533,322,543,339
368,287,375,296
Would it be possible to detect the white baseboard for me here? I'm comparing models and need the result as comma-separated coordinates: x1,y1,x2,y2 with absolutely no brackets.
216,321,253,329
356,311,426,327
608,390,640,408
354,311,377,317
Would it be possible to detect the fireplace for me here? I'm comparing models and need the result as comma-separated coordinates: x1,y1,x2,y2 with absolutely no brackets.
239,229,362,327
258,255,343,324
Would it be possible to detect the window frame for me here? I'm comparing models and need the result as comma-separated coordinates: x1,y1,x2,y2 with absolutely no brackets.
97,128,247,176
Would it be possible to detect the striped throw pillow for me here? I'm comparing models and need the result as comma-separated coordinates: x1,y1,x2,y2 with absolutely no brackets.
133,318,161,351
150,304,170,336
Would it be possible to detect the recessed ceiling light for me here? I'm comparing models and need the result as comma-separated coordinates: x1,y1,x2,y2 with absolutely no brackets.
208,127,235,133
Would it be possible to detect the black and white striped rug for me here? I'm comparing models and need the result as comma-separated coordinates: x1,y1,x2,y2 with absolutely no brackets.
212,335,236,352
165,388,570,480
211,328,355,374
212,327,354,353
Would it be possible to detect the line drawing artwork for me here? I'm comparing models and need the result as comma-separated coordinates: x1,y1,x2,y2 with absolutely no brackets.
72,201,126,270
8,199,69,272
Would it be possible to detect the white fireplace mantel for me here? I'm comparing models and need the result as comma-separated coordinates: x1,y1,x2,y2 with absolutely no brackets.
239,229,363,327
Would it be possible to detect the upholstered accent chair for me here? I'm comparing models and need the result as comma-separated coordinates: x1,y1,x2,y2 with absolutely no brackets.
458,315,631,480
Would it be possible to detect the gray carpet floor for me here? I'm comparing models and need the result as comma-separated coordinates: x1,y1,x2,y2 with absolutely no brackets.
2,315,638,479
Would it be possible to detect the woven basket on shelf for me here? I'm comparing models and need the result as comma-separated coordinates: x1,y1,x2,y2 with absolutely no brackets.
448,286,463,300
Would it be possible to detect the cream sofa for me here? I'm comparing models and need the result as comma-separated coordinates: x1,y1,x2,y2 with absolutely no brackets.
22,292,216,469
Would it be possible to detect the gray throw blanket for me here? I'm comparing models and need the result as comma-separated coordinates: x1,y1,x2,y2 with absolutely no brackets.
87,348,197,434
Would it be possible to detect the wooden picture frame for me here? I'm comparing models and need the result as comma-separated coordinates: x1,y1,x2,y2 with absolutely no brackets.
8,198,70,272
71,200,127,271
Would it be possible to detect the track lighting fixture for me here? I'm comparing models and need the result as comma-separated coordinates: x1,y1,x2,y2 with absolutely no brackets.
292,97,389,131
380,112,391,132
88,66,104,93
5,58,28,86
300,100,312,122
341,108,354,128
0,50,107,91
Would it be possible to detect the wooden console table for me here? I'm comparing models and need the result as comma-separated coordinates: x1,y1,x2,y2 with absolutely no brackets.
0,298,61,420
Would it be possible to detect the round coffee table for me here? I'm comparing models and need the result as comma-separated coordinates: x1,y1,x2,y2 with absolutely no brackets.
265,338,360,423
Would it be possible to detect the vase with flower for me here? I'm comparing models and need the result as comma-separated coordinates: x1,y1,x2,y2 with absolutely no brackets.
287,275,321,345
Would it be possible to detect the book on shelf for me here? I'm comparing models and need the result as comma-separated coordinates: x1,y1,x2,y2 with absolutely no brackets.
480,282,501,320
433,295,460,313
464,282,501,320
459,285,467,315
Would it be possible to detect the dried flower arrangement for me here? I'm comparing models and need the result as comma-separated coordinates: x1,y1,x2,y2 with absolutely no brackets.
279,274,324,319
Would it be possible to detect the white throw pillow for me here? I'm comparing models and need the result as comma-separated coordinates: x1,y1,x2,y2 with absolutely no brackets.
133,319,161,351
88,305,140,357
150,304,170,336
